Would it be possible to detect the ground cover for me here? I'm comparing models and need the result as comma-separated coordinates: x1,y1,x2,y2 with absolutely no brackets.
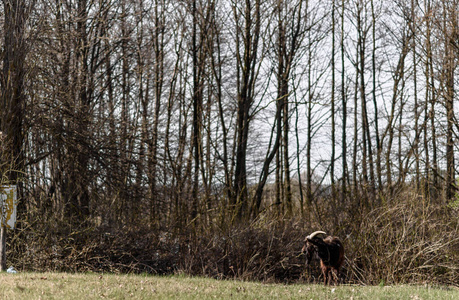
0,272,457,299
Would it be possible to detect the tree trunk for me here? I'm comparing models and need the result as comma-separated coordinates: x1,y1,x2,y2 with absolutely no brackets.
233,0,261,220
1,0,27,190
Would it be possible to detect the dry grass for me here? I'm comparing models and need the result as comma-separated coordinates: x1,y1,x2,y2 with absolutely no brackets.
344,192,459,285
0,272,458,299
6,188,459,286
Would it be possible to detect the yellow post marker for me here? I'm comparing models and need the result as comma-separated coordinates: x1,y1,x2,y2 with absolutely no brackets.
0,186,17,229
0,185,17,271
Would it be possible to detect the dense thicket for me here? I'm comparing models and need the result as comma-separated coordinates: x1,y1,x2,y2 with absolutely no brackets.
1,0,459,285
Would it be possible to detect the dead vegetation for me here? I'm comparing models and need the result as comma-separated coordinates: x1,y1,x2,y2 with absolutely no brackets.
4,189,459,286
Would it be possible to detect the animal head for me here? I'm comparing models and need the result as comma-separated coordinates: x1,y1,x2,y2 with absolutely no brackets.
301,231,327,265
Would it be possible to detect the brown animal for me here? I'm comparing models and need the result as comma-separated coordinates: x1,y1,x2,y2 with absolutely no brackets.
302,231,345,285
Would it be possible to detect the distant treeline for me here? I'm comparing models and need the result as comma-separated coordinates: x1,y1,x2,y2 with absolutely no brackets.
0,0,458,234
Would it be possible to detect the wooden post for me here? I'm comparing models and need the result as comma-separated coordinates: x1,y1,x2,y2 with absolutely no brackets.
0,185,17,271
0,224,6,271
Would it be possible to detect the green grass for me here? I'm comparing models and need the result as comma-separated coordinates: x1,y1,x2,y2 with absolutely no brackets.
0,272,457,299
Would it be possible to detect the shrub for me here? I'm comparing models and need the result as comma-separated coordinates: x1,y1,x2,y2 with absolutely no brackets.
5,190,459,285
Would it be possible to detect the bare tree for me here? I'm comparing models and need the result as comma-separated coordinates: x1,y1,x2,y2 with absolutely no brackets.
0,0,30,271
232,0,263,219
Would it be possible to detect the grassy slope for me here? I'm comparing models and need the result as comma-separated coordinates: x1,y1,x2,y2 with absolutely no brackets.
0,272,457,299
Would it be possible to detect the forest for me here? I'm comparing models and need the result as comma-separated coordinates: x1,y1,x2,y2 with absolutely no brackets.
0,0,459,285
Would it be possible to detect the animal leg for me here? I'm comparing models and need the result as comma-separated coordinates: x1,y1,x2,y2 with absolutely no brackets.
322,267,328,285
331,268,341,285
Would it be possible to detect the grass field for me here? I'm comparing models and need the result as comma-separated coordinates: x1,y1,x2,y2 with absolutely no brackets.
0,272,457,299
